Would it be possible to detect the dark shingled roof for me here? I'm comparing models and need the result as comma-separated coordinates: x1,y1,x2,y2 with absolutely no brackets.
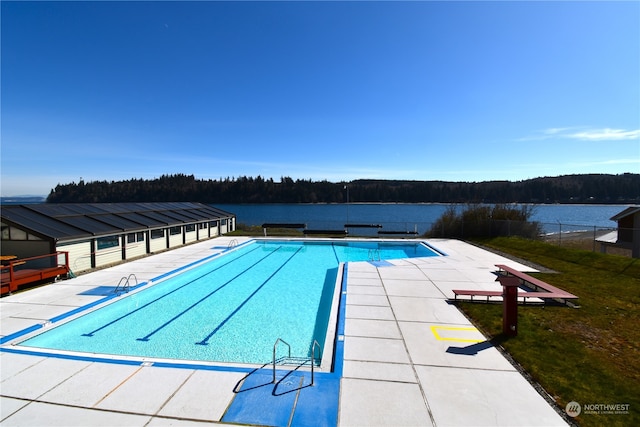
1,202,234,241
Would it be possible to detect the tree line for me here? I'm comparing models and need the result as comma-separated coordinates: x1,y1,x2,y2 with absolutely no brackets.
46,173,640,204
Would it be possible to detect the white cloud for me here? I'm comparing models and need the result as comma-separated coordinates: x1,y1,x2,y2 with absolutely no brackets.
543,127,579,135
519,127,640,142
566,128,640,141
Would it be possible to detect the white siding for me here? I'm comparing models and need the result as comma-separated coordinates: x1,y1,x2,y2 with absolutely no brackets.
149,229,166,252
57,240,92,273
196,223,208,240
125,241,146,259
220,217,234,234
185,231,197,243
168,228,182,248
209,221,219,238
124,232,146,260
95,236,123,268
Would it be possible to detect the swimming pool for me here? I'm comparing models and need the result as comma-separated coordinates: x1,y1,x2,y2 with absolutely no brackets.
17,240,440,368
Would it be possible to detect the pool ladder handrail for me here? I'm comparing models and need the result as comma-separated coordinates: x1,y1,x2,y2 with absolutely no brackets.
368,248,381,261
272,338,321,386
273,338,291,383
114,273,138,294
311,339,320,384
227,239,238,249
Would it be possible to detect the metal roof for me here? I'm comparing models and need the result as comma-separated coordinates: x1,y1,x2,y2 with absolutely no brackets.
610,206,640,221
1,202,234,241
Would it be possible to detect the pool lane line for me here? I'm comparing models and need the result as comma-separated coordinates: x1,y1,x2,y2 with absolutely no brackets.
137,246,285,342
196,245,304,346
80,245,262,337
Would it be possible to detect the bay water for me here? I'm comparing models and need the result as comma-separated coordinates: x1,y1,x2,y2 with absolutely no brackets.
218,203,627,236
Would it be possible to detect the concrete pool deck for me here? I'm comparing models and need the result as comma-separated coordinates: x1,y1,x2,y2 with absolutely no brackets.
1,237,569,426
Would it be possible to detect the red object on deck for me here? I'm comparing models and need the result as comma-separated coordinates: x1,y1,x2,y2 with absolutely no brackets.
498,276,520,337
1,252,69,295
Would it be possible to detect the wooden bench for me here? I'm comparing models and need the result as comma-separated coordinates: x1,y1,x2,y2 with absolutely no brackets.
452,289,574,304
494,264,578,306
261,223,306,229
452,265,578,306
452,289,503,302
303,229,348,236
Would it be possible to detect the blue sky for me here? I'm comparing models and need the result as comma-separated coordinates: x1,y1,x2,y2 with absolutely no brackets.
2,1,639,196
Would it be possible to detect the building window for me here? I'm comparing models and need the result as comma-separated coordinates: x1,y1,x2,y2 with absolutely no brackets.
169,226,181,235
198,223,207,230
151,229,164,239
209,221,218,228
221,219,227,226
127,232,145,243
97,236,119,250
1,223,43,241
10,227,28,240
185,224,195,232
1,223,9,240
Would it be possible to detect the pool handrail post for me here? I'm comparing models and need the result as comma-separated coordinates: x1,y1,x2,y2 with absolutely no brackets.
272,337,291,383
311,339,321,386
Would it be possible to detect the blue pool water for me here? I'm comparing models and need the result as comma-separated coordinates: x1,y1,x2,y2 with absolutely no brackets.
20,240,439,366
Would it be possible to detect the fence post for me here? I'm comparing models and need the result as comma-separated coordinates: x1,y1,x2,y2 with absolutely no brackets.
558,222,562,246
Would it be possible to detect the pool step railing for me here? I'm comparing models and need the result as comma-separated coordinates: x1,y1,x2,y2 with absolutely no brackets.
368,248,381,261
114,273,138,294
227,239,238,249
272,338,321,386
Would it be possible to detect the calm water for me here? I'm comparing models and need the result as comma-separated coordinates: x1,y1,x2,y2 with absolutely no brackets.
219,203,626,235
21,240,438,365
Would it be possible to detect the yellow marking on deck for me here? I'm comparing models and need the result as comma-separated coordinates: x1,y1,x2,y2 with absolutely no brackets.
430,325,484,343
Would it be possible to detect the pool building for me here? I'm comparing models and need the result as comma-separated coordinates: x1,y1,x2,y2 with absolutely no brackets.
1,202,236,277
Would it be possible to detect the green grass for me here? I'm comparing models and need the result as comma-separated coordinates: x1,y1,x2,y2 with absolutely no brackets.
461,237,639,427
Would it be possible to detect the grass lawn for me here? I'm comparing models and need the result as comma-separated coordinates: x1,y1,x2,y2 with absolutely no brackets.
461,237,639,427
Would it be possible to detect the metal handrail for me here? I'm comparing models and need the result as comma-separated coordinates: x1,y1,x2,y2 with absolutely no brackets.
311,339,321,385
273,337,291,383
368,248,381,261
272,337,321,386
227,239,238,249
114,273,137,294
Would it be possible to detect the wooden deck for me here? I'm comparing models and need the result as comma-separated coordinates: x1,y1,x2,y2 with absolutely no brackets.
1,252,70,295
